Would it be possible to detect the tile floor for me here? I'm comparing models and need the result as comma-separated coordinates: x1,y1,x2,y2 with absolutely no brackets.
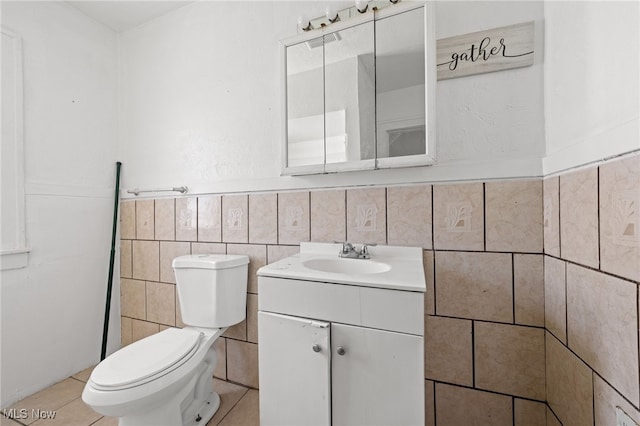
1,367,259,426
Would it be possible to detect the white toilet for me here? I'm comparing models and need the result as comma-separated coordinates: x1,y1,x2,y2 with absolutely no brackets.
82,254,249,426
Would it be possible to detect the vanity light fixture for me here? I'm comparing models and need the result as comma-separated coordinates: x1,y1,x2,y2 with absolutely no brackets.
325,5,340,23
298,0,401,33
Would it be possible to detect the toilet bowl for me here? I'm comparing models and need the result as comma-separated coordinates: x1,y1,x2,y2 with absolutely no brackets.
83,254,249,426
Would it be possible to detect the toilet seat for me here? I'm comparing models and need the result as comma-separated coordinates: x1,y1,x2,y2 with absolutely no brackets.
91,328,203,391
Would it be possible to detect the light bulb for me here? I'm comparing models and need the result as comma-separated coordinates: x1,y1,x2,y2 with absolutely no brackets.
325,5,340,23
298,14,312,31
355,0,368,13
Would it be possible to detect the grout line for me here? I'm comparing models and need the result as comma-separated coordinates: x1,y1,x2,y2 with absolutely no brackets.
483,183,487,252
428,379,546,404
433,381,437,426
558,175,562,259
592,370,596,426
512,253,516,324
471,320,476,388
596,166,601,270
564,260,568,345
512,396,515,426
430,185,435,251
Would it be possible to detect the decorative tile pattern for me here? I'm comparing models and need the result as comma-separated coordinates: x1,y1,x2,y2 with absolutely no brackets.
434,182,484,251
222,195,248,243
347,188,386,244
278,192,310,245
175,197,198,241
197,196,222,242
599,153,640,281
387,185,432,249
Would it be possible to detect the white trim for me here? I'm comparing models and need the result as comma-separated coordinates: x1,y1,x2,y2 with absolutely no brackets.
0,249,30,271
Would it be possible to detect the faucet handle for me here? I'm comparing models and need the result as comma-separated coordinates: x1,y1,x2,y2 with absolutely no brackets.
336,241,354,254
360,243,377,258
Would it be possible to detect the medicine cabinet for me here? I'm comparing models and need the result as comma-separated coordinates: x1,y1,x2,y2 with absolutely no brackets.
282,2,436,175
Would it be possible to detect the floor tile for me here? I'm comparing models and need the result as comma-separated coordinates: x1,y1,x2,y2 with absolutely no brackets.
90,416,118,426
206,379,249,426
30,398,101,426
71,366,95,383
218,389,259,426
6,378,85,425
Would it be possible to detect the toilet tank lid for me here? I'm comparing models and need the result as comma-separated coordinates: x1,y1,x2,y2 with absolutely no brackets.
172,254,249,270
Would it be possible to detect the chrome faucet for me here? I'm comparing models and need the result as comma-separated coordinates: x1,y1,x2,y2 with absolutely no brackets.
338,242,376,259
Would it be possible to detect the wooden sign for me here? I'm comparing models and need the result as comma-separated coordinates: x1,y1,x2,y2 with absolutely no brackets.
436,21,534,80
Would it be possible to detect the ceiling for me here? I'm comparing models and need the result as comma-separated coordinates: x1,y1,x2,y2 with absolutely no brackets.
66,1,194,32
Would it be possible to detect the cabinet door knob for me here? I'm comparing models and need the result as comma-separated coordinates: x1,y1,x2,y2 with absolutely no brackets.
336,346,346,356
312,344,321,352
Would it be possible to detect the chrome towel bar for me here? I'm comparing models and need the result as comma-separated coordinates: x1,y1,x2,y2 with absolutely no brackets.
127,186,188,196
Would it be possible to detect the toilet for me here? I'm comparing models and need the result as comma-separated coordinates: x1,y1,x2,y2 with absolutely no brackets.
82,254,249,426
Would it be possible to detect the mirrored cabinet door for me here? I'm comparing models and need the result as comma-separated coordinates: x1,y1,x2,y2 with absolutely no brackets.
375,6,433,168
286,37,325,172
323,22,375,173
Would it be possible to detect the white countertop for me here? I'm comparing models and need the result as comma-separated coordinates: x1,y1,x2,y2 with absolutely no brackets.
257,242,426,292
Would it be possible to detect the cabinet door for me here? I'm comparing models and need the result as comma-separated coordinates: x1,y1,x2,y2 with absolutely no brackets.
332,324,424,426
258,312,331,425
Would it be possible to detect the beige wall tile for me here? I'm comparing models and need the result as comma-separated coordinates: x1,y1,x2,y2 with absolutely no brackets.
191,242,226,255
435,383,512,426
227,340,259,388
544,256,566,343
594,373,640,426
560,168,599,267
546,406,562,426
475,322,545,400
120,200,135,240
435,251,513,322
176,197,198,241
120,278,145,320
246,293,258,343
387,185,432,249
425,380,435,426
132,240,159,281
424,316,472,386
433,182,484,251
222,195,248,243
346,188,387,244
514,399,546,426
424,251,435,315
278,191,310,245
146,281,176,326
223,318,247,341
310,190,346,243
543,177,560,256
159,241,190,284
248,193,277,244
136,200,155,240
198,196,222,242
566,264,639,405
599,153,640,281
486,179,543,253
546,332,593,426
514,254,544,327
267,245,299,264
154,198,175,241
213,338,227,380
227,244,266,294
131,319,160,343
121,316,132,346
120,240,132,278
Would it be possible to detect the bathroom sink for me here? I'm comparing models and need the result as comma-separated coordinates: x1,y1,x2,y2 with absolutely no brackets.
302,258,391,275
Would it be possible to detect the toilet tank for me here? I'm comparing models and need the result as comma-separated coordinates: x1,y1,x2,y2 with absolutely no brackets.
172,254,249,328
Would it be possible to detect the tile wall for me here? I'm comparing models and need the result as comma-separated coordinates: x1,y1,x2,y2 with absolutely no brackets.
118,152,639,425
543,153,640,426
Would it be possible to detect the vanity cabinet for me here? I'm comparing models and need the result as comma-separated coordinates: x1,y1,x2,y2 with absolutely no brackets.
258,276,424,426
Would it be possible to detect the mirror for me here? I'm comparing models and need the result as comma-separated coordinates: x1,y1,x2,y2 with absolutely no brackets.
283,3,435,175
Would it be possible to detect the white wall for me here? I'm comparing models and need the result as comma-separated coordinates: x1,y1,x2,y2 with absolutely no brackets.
0,1,119,407
118,1,545,198
543,1,640,174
